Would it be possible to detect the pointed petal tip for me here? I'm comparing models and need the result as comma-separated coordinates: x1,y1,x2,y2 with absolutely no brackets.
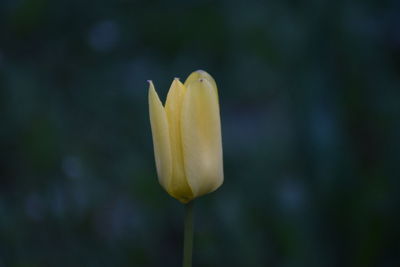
148,80,156,94
148,81,160,103
170,77,185,89
172,78,182,85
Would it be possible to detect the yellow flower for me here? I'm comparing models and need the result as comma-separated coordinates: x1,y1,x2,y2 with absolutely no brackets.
148,70,224,203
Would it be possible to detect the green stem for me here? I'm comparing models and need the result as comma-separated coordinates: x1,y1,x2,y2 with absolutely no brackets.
183,201,194,267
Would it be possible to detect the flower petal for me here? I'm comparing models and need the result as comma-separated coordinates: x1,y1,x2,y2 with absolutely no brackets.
181,77,224,197
148,81,172,191
184,70,217,92
165,79,193,202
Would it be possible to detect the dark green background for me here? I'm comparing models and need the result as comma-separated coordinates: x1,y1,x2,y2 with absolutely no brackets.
1,0,399,266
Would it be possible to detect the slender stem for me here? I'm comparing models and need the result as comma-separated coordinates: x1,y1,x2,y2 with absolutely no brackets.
183,201,194,267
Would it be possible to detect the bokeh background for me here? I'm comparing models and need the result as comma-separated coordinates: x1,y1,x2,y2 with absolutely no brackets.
1,0,400,266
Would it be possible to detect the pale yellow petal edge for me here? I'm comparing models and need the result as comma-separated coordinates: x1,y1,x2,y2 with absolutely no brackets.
148,81,172,192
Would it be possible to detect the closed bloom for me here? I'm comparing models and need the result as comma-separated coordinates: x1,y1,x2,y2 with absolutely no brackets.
148,70,223,203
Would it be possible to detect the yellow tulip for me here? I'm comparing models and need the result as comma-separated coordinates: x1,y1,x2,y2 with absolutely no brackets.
148,70,224,203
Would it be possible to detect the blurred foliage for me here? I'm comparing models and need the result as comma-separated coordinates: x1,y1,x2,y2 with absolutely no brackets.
1,0,400,266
